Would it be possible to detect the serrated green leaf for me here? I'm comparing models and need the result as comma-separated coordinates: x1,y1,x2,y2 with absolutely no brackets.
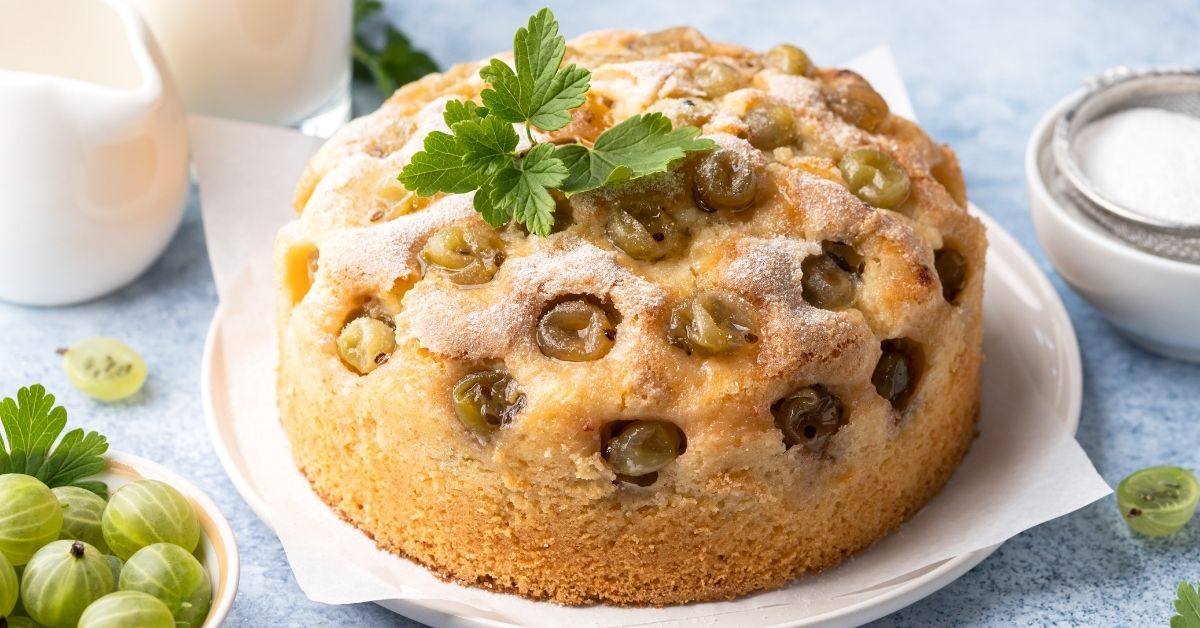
1173,581,1200,628
529,64,590,131
39,428,108,493
0,384,109,498
478,59,525,124
455,116,519,176
398,130,481,196
444,99,488,127
478,8,590,132
516,8,565,89
474,180,513,228
558,113,717,195
392,8,713,238
487,143,567,236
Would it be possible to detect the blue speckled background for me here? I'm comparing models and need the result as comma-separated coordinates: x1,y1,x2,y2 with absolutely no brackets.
2,0,1198,625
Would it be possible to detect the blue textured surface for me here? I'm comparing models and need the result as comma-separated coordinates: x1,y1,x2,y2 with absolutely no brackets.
2,0,1199,625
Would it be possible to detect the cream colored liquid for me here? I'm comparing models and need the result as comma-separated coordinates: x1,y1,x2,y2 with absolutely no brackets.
128,0,352,125
0,0,142,89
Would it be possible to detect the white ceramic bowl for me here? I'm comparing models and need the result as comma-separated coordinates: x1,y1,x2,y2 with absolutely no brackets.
1026,92,1200,362
100,450,239,628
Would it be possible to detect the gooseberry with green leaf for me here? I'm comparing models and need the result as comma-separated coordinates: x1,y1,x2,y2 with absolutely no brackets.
53,486,108,554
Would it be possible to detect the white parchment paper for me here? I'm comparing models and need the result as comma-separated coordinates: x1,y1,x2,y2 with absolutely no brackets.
190,46,1112,627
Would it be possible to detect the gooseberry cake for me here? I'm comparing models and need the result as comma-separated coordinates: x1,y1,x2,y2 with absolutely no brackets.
275,25,985,606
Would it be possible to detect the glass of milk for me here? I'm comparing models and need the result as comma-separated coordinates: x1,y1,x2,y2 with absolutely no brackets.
128,0,353,136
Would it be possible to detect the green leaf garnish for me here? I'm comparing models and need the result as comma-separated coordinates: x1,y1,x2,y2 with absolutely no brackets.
353,0,439,97
1174,581,1200,628
397,7,716,236
0,384,109,498
557,112,716,195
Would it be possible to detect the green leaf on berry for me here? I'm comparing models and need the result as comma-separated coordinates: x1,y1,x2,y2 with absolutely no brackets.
557,113,717,195
0,385,109,498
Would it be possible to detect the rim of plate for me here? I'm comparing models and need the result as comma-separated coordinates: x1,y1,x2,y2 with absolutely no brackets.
201,205,1081,627
103,450,241,628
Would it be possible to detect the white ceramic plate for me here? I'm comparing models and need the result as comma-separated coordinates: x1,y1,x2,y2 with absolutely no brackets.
202,206,1081,627
100,451,240,628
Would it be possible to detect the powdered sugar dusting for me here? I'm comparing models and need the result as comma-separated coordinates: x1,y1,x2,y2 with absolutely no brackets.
590,61,679,117
718,236,817,307
319,195,475,294
393,96,457,167
405,238,667,359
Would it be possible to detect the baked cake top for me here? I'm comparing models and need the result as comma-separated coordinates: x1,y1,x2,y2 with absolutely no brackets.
279,21,982,477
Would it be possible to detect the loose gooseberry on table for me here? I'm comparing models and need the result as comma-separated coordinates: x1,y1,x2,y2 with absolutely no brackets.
1117,466,1199,537
61,337,148,402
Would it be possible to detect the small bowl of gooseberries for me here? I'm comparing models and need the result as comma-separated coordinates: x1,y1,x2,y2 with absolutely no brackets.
0,384,238,628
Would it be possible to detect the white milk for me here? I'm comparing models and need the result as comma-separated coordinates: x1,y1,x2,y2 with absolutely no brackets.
128,0,352,127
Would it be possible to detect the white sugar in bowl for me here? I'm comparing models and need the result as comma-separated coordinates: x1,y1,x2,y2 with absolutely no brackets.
0,0,188,306
1027,68,1200,362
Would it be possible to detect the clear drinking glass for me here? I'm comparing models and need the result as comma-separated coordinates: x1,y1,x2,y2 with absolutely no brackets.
127,0,352,136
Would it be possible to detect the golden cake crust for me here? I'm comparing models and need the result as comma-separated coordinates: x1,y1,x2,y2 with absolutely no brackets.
276,26,985,606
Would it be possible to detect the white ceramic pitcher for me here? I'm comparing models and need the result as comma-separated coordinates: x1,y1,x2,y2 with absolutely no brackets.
0,0,188,306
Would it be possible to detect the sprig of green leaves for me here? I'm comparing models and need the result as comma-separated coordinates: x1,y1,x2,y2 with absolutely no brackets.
353,0,439,97
0,384,109,498
398,7,716,236
1174,581,1200,628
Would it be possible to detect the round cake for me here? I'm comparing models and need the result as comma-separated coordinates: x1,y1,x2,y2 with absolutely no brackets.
276,25,985,606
